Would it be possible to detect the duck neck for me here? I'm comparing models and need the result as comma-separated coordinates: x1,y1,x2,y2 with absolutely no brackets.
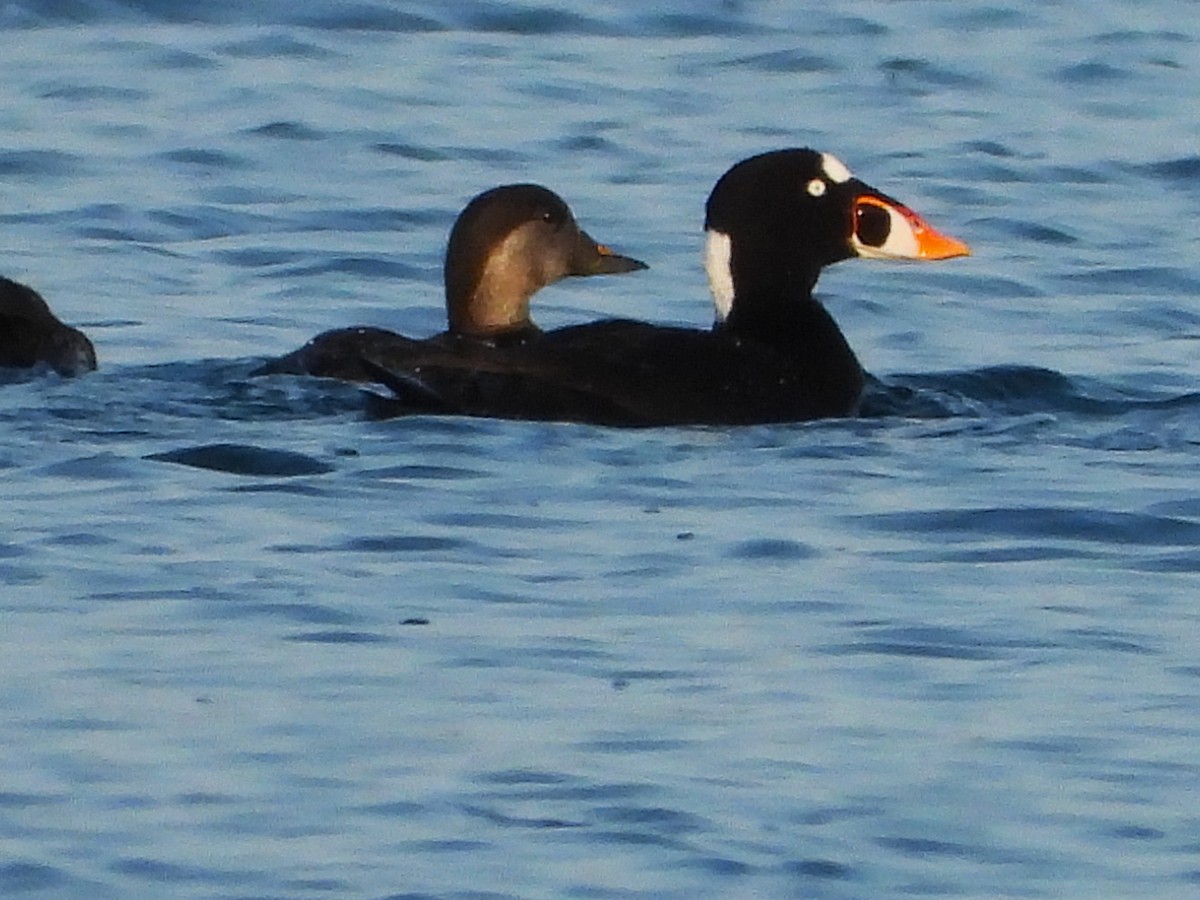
447,276,536,340
706,228,846,352
716,262,833,351
716,271,864,412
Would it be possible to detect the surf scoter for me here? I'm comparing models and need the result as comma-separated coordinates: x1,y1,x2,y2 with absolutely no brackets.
363,148,970,426
251,184,646,380
0,276,97,377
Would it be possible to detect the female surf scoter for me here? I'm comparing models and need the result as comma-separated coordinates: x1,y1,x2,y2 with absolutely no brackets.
0,276,97,377
251,184,646,380
364,148,970,426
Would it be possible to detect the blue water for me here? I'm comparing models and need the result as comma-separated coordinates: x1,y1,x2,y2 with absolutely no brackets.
3,1,1200,897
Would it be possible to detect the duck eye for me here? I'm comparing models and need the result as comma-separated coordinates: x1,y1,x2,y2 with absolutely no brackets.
854,202,891,248
806,178,826,197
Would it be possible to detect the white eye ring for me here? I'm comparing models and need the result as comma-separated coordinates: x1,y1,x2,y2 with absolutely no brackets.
806,178,826,197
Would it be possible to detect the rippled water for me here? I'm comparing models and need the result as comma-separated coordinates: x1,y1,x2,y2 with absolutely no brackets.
3,1,1200,897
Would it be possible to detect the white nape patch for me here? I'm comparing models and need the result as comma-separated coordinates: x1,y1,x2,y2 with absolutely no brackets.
819,152,852,184
806,178,827,197
704,229,735,322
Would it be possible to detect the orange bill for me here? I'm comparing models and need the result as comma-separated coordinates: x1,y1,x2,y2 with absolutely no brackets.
854,194,971,261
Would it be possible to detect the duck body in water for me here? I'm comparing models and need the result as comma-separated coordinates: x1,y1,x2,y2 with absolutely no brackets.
0,276,97,377
365,148,970,426
252,184,646,381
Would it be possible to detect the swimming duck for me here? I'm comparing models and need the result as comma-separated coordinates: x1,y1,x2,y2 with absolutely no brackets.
251,184,646,380
0,276,97,377
364,148,970,426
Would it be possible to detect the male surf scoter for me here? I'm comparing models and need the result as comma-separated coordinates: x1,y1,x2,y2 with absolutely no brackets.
0,276,97,377
364,148,970,426
251,184,646,381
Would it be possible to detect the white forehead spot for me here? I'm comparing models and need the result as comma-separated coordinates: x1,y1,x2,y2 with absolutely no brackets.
806,178,826,197
819,152,852,184
703,229,735,322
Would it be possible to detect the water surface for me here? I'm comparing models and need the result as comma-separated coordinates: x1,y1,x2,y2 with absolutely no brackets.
2,2,1200,897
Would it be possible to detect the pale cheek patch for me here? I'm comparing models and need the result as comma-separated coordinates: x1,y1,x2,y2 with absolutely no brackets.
704,229,735,322
819,152,853,184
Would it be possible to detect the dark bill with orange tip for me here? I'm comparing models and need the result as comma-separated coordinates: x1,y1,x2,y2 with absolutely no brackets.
850,192,971,261
572,232,649,276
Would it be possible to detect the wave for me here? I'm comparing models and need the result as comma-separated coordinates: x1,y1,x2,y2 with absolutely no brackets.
863,365,1200,420
0,0,441,29
0,0,771,36
5,359,1199,439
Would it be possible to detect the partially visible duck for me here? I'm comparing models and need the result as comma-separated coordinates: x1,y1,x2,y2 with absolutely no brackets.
252,184,646,380
0,276,97,377
365,148,970,426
